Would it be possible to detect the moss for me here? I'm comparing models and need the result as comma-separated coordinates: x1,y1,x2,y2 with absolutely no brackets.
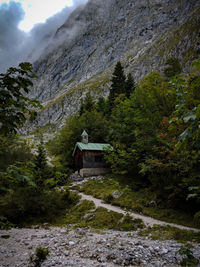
139,225,200,243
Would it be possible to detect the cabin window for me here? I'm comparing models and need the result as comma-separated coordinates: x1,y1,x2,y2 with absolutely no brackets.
95,155,103,162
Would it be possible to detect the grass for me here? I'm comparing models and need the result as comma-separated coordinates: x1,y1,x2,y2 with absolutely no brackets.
79,177,199,229
139,225,200,243
59,199,144,231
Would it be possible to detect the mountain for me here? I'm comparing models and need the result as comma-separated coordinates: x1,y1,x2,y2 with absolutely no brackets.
27,0,200,132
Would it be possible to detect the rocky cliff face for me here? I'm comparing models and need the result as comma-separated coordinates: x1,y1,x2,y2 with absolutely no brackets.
27,0,200,133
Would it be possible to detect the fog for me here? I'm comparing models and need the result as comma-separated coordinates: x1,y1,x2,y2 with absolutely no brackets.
0,0,88,72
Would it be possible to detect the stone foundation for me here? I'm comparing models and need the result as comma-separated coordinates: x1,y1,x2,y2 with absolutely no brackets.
80,168,110,177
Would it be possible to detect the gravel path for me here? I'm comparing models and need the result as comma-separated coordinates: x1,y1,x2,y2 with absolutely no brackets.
78,192,199,232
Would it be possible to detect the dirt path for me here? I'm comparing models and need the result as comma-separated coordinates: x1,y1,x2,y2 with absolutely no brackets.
78,192,199,232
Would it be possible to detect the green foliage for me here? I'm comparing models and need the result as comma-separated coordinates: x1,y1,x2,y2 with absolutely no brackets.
47,109,109,171
0,164,36,195
106,72,175,178
120,214,144,231
64,200,96,225
64,199,144,231
193,211,200,227
178,245,199,266
109,61,126,104
47,60,200,224
108,61,136,110
80,177,197,228
0,186,78,225
164,57,182,79
0,216,14,230
125,73,135,97
29,246,50,267
139,225,200,243
0,62,40,135
32,142,50,189
79,92,95,115
0,135,33,171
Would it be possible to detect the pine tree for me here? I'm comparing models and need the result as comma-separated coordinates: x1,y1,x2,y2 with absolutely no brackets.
79,93,95,116
32,143,49,189
125,73,135,98
109,61,126,107
163,57,182,79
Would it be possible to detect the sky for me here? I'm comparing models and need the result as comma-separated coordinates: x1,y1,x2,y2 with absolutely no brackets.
0,0,88,72
0,0,73,32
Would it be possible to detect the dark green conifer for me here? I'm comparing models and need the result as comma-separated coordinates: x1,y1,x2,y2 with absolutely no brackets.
32,142,49,189
125,73,135,98
79,93,95,115
163,57,182,79
109,61,126,107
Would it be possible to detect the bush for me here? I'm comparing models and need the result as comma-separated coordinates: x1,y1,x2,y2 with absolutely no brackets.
119,214,144,231
0,216,14,230
104,193,114,203
0,187,79,225
29,246,50,267
178,246,199,267
0,135,33,171
131,204,143,214
194,211,200,227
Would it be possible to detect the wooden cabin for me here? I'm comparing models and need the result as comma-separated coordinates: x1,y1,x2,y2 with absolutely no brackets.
73,131,113,177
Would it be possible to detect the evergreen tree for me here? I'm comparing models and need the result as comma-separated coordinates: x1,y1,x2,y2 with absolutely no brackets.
125,73,135,98
109,61,126,108
79,92,95,116
163,57,182,79
32,143,50,189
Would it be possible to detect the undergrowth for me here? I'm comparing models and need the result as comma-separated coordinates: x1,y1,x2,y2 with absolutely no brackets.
79,177,199,229
139,225,200,243
61,200,144,231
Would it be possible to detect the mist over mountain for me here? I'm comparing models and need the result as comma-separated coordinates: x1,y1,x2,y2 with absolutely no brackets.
18,0,200,132
0,0,88,72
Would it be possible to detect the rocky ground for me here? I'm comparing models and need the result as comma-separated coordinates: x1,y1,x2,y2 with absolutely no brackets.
1,226,200,267
1,176,200,266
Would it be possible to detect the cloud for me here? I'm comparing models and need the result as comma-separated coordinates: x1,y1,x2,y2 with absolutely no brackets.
0,0,88,73
0,2,26,71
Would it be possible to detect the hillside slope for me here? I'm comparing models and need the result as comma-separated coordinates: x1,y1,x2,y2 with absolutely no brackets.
27,0,200,132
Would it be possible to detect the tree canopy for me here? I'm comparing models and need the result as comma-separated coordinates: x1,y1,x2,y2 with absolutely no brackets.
0,62,40,135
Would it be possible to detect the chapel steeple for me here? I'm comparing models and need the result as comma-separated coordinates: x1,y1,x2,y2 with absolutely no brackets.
81,130,88,144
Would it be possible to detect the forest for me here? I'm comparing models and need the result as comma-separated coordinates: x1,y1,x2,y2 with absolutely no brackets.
0,58,200,229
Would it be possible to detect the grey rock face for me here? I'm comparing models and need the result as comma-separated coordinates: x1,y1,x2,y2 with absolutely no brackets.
27,0,200,132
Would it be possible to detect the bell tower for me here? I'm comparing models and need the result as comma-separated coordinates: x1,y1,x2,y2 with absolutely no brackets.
81,130,88,144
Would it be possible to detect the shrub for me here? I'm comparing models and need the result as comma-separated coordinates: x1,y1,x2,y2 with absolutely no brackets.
29,246,50,267
0,216,14,230
104,193,114,203
177,246,199,267
194,211,200,227
119,214,144,231
131,204,143,214
0,187,79,225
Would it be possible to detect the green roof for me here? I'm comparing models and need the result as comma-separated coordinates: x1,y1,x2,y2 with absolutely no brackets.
81,130,88,136
73,142,113,156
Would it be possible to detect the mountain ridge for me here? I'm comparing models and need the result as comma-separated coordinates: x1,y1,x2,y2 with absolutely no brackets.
26,0,200,132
